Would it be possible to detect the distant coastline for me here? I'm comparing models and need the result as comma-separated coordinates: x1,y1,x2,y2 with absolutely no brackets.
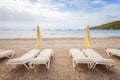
0,20,120,31
90,20,120,30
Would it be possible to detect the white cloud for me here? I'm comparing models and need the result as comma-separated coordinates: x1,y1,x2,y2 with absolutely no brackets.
91,0,105,5
71,0,89,8
0,0,120,30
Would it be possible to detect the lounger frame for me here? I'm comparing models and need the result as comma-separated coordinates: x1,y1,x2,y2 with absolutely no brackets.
28,49,54,69
106,49,120,57
0,50,15,59
82,49,115,69
69,49,95,69
7,49,40,69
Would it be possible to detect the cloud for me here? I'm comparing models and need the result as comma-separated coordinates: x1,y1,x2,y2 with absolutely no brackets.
71,0,89,8
0,0,67,20
0,0,120,30
91,0,105,5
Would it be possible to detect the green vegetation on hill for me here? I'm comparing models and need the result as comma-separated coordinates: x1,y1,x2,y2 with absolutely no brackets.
90,21,120,30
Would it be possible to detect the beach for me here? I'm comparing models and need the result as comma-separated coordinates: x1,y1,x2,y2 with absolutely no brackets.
0,38,120,80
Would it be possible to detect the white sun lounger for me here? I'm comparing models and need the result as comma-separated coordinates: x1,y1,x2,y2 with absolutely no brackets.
28,49,54,69
106,49,120,57
82,49,115,69
0,50,15,59
7,49,40,69
69,48,95,69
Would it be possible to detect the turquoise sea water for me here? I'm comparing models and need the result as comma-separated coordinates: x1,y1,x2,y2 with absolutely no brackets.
0,30,120,39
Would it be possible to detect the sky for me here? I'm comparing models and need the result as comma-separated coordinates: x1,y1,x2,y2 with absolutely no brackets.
0,0,120,30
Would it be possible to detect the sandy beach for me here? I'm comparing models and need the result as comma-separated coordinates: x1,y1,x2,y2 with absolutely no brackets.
0,38,120,80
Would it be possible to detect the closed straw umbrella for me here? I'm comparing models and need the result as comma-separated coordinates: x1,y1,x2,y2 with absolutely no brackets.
36,25,42,48
84,25,92,48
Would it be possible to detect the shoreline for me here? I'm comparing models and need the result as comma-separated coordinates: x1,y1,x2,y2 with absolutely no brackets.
0,36,120,40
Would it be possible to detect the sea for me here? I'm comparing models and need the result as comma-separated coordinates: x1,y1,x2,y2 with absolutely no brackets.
0,30,120,39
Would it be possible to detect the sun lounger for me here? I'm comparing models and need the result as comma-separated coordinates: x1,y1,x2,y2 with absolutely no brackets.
82,49,115,69
106,49,120,57
69,48,95,69
7,49,40,69
28,49,54,69
0,50,15,59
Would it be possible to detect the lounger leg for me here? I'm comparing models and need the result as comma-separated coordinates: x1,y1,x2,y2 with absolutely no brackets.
46,59,50,69
91,64,96,69
6,55,11,58
105,65,114,69
6,51,15,58
24,63,30,70
88,63,94,69
29,64,35,69
72,60,76,70
106,51,113,57
6,54,14,58
11,53,15,58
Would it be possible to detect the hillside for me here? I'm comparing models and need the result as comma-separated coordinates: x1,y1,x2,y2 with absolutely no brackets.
90,21,120,30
